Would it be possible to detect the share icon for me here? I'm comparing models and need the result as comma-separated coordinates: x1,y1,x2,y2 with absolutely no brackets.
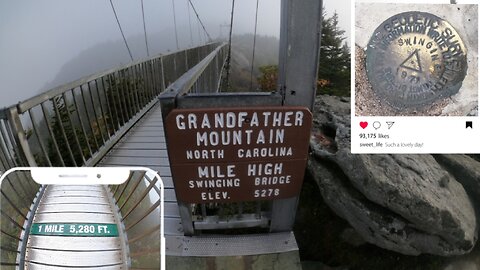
386,121,395,129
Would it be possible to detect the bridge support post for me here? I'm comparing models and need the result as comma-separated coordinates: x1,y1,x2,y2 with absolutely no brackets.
6,106,37,166
160,57,167,91
270,0,322,232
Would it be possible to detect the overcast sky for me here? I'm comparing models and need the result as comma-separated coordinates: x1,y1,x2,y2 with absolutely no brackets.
0,0,348,108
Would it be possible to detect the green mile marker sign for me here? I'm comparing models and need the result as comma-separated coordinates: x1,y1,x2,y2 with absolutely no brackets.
30,223,119,237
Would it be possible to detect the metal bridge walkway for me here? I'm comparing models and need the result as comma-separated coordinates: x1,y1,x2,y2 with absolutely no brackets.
24,185,126,269
97,102,184,241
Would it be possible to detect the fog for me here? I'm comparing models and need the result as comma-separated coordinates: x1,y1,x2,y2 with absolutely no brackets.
0,0,350,108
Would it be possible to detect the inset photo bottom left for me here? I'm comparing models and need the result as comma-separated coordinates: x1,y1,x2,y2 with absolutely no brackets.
0,167,164,270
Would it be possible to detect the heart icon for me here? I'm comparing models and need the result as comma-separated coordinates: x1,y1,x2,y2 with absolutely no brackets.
360,121,368,129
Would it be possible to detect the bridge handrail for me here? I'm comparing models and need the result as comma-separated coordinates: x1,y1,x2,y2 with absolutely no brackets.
0,42,223,171
15,43,220,114
161,43,227,99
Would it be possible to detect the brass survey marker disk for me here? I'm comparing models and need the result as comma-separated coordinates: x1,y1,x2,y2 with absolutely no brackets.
366,11,467,109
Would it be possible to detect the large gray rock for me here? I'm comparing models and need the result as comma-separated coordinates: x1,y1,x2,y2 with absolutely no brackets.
435,155,480,201
309,95,478,256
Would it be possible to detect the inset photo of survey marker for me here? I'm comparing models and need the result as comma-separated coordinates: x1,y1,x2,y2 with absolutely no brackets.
355,2,477,116
352,1,479,154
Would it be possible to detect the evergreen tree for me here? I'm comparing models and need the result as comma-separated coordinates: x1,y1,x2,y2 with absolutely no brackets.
257,65,278,91
46,96,89,166
256,9,350,96
317,10,351,96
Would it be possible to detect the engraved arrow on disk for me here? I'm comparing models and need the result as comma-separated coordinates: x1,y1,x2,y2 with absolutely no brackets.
400,49,422,73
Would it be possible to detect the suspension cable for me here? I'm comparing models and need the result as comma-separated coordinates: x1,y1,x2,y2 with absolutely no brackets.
224,0,236,90
197,17,202,44
141,0,149,56
109,0,134,61
188,0,212,42
171,0,179,50
186,0,194,46
250,0,260,91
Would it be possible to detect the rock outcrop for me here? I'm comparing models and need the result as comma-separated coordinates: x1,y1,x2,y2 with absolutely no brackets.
308,95,479,256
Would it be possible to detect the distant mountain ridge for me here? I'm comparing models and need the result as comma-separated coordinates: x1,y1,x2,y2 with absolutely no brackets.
39,25,213,94
39,32,278,95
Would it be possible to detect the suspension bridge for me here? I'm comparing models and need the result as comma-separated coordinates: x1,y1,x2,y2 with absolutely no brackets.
0,0,322,269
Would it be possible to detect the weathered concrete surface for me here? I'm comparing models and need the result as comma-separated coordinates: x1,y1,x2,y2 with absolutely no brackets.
355,3,478,116
166,251,302,270
309,95,478,256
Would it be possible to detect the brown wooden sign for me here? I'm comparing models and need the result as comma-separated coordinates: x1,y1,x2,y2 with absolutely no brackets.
164,106,312,203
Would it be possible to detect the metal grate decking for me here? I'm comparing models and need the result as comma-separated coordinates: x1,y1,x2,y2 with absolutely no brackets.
98,102,184,242
24,185,127,269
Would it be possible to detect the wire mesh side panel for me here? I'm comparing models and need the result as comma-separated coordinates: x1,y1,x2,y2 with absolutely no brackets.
109,171,161,269
0,172,41,269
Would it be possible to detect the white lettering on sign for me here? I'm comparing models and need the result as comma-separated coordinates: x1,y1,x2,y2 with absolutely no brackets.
201,115,211,128
175,111,304,130
197,165,236,178
176,114,186,129
189,178,241,188
263,112,271,126
98,225,108,234
196,129,285,147
188,114,197,129
254,175,291,185
237,147,292,158
186,149,224,160
201,191,229,200
247,163,283,176
196,130,242,146
254,189,280,198
43,224,65,233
